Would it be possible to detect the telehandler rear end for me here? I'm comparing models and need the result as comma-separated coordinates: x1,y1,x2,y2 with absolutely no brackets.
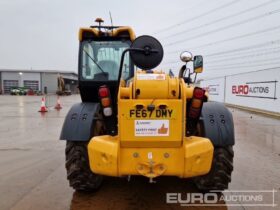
60,19,234,191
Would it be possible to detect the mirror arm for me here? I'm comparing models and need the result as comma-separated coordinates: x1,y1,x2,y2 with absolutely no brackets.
194,73,197,84
188,68,191,85
178,65,186,78
116,47,160,101
115,48,130,101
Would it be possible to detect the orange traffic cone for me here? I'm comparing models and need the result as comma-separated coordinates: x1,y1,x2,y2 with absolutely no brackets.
39,97,48,112
55,96,62,110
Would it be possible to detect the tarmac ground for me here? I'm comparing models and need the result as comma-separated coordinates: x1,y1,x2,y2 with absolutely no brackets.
0,95,279,210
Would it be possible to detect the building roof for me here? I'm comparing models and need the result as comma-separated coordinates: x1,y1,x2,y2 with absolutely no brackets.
0,69,78,76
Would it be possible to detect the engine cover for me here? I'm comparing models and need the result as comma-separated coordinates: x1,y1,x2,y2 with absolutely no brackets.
133,72,179,99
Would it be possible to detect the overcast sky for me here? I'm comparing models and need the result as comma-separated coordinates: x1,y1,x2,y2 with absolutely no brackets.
0,0,280,79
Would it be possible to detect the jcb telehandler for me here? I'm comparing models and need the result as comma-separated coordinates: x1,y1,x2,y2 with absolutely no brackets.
60,19,234,191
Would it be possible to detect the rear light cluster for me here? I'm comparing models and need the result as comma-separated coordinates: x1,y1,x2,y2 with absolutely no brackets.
189,87,205,119
98,86,113,117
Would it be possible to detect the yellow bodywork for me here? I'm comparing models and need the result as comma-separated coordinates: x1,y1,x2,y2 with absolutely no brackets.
79,26,136,41
88,135,213,178
87,71,214,179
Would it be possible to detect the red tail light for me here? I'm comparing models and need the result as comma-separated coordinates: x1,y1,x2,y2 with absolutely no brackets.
188,87,205,119
99,86,109,98
101,97,111,107
98,85,112,117
193,87,205,99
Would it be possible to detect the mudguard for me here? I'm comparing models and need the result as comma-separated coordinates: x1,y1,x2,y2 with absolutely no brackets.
200,102,235,146
60,103,100,141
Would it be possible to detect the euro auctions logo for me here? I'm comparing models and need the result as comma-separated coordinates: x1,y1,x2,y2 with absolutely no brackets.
231,80,277,100
166,190,278,207
232,85,269,95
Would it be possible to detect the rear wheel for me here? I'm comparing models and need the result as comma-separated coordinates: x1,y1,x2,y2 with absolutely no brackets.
65,141,103,191
194,146,234,191
65,118,104,191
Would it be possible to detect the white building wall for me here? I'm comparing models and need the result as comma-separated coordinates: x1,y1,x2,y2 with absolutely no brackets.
0,72,2,93
41,73,58,93
225,69,280,113
1,72,41,90
201,68,280,114
200,77,225,102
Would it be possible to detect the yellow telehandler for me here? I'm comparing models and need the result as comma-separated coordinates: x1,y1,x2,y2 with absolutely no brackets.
60,19,234,191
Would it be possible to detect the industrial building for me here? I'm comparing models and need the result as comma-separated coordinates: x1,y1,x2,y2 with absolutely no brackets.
0,69,78,94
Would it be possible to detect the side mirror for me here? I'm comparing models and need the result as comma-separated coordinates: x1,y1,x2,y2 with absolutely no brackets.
130,35,164,70
193,55,203,73
180,51,193,63
116,35,163,98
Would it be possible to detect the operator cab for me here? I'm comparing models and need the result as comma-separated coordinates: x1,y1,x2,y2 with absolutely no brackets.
78,18,135,103
81,40,132,81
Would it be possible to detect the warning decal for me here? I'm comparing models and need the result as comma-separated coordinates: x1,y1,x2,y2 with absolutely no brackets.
137,74,166,80
135,120,169,136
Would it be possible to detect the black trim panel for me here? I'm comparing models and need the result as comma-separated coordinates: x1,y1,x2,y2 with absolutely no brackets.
200,102,235,146
60,103,100,141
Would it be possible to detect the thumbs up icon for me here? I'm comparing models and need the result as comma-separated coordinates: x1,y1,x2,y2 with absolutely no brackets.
158,124,168,134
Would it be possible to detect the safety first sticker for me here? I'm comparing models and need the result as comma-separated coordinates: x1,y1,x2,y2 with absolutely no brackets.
137,74,166,80
135,120,169,136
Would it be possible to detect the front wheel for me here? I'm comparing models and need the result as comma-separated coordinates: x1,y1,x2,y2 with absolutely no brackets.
194,146,234,191
65,141,103,191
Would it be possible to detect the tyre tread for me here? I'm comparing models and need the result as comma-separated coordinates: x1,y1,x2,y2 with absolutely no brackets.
65,141,103,191
194,146,234,191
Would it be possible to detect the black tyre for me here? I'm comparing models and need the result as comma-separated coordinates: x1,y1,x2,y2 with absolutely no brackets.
65,141,103,191
194,146,234,191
